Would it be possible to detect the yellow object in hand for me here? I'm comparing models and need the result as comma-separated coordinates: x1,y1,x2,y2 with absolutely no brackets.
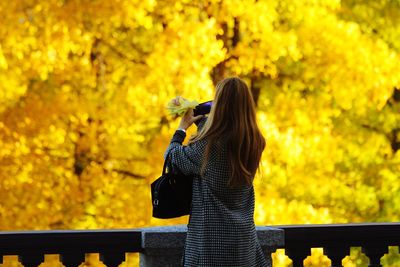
166,97,199,116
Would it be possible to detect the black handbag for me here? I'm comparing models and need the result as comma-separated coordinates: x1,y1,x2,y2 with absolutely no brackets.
151,151,193,219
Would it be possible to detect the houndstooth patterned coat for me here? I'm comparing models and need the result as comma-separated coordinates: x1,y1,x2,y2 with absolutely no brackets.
164,119,269,267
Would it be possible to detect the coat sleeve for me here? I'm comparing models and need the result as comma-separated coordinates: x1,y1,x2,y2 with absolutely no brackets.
163,117,207,176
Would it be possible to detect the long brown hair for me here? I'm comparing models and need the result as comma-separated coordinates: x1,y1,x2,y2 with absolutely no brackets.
189,77,266,187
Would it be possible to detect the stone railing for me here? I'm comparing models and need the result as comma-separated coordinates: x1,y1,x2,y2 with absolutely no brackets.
0,229,141,267
0,223,399,266
277,223,400,267
0,225,283,267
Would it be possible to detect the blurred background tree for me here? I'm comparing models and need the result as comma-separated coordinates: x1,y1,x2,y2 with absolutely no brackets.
0,0,399,234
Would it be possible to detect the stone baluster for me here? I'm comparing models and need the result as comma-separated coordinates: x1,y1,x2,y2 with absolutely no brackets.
285,246,309,266
100,251,126,267
18,254,43,267
60,252,85,267
324,246,348,267
363,246,387,267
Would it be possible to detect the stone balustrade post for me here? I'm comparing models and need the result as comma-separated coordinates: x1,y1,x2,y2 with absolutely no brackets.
139,225,284,267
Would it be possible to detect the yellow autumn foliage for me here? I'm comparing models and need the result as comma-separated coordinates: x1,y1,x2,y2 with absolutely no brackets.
1,0,400,266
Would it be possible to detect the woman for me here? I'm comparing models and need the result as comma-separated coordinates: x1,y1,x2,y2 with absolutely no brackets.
164,77,268,267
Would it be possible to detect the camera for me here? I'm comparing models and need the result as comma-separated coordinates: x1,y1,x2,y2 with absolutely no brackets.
193,101,212,116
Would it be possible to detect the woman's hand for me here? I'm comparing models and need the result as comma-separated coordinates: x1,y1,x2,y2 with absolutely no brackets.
169,96,202,130
178,109,203,130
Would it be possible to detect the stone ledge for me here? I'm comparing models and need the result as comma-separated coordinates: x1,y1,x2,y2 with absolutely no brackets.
138,225,284,267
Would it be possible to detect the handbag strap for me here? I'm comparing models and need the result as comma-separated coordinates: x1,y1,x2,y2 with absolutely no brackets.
162,150,172,175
